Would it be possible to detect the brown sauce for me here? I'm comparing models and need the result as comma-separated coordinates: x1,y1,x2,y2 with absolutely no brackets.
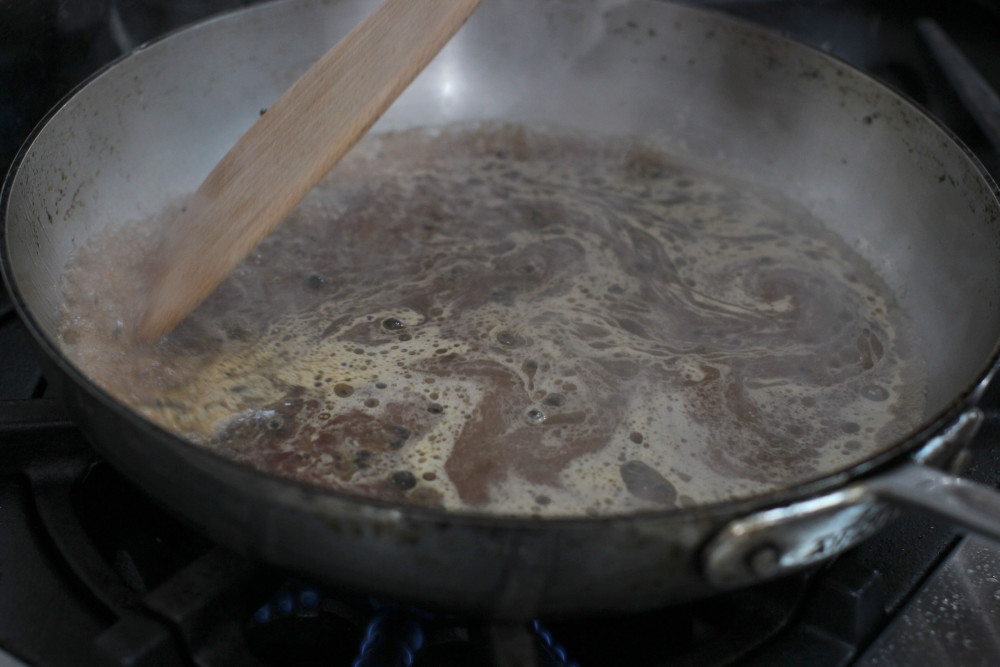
57,123,926,517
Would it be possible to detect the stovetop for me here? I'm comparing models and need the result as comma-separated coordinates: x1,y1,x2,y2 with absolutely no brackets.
4,1,1000,665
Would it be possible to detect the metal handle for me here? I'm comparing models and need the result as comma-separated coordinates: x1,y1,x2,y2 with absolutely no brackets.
865,462,1000,542
918,19,1000,152
703,409,987,587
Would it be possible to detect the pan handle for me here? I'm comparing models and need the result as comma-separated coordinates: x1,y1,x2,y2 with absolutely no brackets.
703,409,991,587
863,462,1000,541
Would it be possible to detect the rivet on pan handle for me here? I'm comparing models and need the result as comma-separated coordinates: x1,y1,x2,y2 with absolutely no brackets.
702,409,984,588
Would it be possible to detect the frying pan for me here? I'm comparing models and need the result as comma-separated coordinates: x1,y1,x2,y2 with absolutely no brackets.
5,0,1000,619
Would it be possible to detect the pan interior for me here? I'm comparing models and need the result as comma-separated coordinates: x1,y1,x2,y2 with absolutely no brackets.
5,0,1000,518
54,121,926,517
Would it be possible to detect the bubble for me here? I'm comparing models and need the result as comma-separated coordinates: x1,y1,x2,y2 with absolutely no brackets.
333,384,355,398
620,460,676,505
386,425,409,449
306,274,325,290
382,317,405,331
543,393,565,407
860,384,890,402
526,408,547,424
391,471,417,489
495,329,526,347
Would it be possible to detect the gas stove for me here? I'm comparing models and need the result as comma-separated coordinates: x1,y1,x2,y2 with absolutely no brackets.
4,1,1000,665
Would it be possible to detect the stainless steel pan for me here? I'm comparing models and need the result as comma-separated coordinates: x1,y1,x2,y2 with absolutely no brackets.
5,0,1000,619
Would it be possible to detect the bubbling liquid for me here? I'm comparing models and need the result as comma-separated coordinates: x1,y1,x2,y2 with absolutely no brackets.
58,123,926,517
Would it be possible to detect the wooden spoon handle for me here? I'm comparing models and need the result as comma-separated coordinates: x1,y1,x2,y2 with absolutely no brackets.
138,0,483,341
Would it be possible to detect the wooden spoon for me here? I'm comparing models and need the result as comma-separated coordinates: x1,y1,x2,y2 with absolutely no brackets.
137,0,483,341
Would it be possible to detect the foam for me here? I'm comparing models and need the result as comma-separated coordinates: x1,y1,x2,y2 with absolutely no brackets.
57,123,926,517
